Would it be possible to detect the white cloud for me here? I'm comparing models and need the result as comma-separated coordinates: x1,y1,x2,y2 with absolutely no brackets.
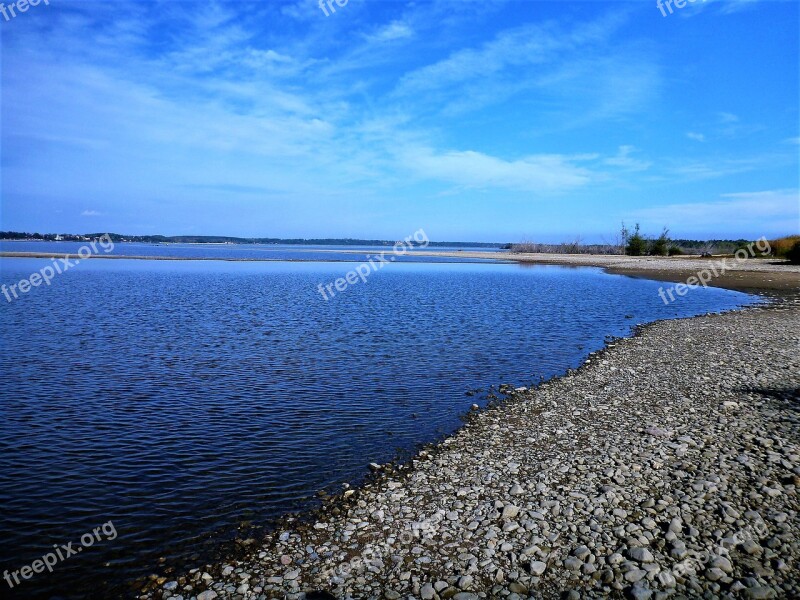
686,132,705,142
81,210,102,217
398,146,593,192
603,145,651,171
366,21,414,43
718,112,739,124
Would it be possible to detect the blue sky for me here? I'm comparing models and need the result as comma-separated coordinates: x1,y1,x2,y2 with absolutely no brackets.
1,0,798,242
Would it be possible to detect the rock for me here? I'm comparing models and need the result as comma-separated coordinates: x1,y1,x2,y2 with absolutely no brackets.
509,484,524,495
710,556,733,573
628,547,654,563
197,592,217,600
573,545,591,560
530,560,547,576
385,590,401,600
645,427,671,438
564,557,583,571
743,587,777,599
420,583,435,600
457,575,473,590
509,582,528,594
608,552,624,565
625,569,648,583
625,584,653,600
705,567,726,581
668,518,682,533
501,505,520,519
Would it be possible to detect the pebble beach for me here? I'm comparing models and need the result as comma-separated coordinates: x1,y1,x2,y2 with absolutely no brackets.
138,258,800,600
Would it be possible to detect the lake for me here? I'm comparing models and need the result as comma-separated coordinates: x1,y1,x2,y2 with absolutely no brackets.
0,253,761,598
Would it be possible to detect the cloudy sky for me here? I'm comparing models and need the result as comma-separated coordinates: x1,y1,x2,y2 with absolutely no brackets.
1,0,798,242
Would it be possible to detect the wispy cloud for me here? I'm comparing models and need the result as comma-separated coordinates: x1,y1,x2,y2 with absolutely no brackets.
603,146,651,171
398,147,594,192
686,132,705,142
366,20,414,43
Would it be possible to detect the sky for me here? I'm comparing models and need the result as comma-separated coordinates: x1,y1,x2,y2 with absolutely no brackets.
1,0,798,243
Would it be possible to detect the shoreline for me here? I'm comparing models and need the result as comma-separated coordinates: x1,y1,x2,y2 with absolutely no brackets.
2,251,798,296
138,295,800,600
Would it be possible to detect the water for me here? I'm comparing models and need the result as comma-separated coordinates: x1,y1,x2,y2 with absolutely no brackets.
0,241,504,263
0,256,761,599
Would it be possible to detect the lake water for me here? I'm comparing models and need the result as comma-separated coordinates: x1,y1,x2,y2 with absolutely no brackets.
0,254,761,598
0,241,505,263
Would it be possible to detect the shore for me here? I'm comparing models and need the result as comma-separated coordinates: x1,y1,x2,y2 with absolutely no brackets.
405,252,800,295
138,290,800,599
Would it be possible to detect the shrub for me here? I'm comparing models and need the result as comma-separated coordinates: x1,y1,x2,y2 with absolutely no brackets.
668,246,684,256
649,227,670,256
625,223,647,256
787,241,800,265
770,235,800,258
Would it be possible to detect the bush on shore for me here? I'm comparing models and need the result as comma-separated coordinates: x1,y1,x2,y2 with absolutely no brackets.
787,241,800,265
770,235,800,261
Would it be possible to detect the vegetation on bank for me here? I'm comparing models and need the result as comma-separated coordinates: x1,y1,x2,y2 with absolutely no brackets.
510,227,800,261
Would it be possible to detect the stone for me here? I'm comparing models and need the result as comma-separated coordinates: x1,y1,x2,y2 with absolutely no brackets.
420,583,435,600
457,575,473,590
573,545,591,560
530,560,547,576
625,569,648,583
625,585,653,600
628,547,654,563
710,556,733,573
743,587,777,599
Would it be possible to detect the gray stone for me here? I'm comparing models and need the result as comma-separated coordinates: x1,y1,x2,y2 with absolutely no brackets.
530,560,547,576
627,547,654,563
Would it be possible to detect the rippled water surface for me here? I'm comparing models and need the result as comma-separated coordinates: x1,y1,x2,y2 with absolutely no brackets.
0,241,504,262
0,257,760,598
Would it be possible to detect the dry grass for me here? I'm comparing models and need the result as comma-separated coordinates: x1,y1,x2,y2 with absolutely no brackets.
770,235,800,257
